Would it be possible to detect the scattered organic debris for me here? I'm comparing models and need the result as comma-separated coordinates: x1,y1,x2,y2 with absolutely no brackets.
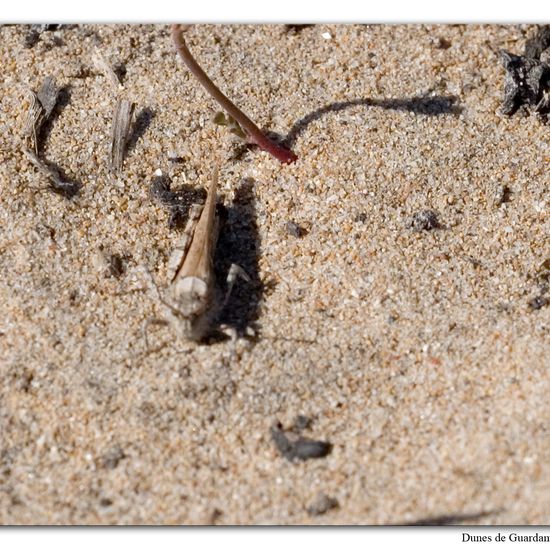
271,419,332,462
168,152,185,164
97,246,129,279
110,98,135,173
92,48,124,89
410,209,441,231
306,493,339,516
23,94,45,152
500,27,550,118
21,76,80,199
535,258,550,284
500,51,550,116
106,253,128,279
171,24,297,164
284,24,313,34
100,446,126,469
23,76,60,153
528,259,549,310
435,36,452,50
23,148,81,199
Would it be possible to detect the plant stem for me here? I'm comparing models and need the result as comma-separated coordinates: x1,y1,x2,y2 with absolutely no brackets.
171,24,298,164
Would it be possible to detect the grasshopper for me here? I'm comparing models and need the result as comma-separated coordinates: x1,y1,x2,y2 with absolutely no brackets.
145,166,248,345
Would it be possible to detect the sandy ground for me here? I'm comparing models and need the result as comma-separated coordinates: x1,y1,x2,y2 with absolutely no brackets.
0,24,548,525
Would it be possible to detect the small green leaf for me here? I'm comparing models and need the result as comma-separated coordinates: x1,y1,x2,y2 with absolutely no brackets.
212,111,247,140
212,111,228,126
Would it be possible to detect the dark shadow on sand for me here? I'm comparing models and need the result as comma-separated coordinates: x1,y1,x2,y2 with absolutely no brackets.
149,174,206,229
281,94,463,148
214,178,263,340
127,107,155,154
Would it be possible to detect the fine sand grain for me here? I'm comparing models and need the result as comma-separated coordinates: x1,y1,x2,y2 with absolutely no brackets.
0,24,548,525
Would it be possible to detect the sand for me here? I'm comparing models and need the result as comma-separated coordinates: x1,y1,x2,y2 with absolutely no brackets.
0,23,548,525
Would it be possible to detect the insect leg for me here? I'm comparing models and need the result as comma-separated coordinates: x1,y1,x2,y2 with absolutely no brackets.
222,263,250,308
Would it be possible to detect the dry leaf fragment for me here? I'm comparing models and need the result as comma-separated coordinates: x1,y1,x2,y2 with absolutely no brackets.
23,76,59,153
110,98,135,173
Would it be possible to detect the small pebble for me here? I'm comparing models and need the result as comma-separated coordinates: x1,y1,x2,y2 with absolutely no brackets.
410,210,440,231
529,296,548,310
493,185,511,207
100,446,126,469
436,37,452,49
306,494,339,516
286,221,307,238
271,422,332,462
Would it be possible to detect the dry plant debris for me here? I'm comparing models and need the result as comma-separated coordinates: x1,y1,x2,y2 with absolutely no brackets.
110,98,135,174
500,26,550,117
306,494,340,516
23,76,59,153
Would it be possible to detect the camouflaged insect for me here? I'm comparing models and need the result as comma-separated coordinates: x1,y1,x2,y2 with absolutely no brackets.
155,167,219,341
151,167,249,342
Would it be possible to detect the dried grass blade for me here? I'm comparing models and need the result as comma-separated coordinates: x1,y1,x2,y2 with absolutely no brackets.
110,98,135,173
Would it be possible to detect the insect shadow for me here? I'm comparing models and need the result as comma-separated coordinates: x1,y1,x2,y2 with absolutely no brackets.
126,107,155,154
214,177,263,341
277,94,463,149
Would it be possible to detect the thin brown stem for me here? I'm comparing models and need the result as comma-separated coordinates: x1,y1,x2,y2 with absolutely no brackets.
171,24,297,164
